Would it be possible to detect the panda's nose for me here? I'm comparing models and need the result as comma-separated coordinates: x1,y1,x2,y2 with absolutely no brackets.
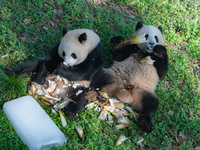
149,42,155,46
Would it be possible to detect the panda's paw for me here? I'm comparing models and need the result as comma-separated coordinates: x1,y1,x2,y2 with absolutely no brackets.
110,36,124,44
152,45,167,58
32,75,45,84
136,115,154,132
110,36,124,51
34,78,45,84
63,111,78,121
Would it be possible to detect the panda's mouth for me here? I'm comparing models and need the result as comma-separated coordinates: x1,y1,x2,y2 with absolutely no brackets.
146,46,154,53
63,62,72,68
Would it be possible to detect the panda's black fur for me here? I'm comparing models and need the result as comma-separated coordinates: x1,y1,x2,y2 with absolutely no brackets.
110,36,139,62
90,22,168,132
6,28,103,119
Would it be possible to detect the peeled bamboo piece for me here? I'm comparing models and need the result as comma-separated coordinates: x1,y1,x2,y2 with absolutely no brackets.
75,125,85,141
115,135,129,146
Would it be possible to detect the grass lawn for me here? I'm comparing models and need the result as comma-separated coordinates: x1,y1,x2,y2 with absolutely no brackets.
0,0,199,149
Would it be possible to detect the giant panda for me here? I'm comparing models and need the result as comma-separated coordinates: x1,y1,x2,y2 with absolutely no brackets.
6,28,103,120
89,22,168,132
110,21,168,80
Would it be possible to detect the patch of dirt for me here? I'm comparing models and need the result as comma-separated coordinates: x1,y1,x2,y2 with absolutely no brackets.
110,3,140,19
190,59,200,75
87,0,141,21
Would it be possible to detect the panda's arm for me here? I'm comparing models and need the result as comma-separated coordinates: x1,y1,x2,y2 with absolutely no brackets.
151,45,169,81
45,43,63,73
31,59,48,84
32,43,63,84
110,36,139,62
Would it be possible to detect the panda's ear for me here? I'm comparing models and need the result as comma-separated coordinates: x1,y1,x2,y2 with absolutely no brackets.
136,21,143,31
63,27,67,36
79,32,87,44
158,26,163,33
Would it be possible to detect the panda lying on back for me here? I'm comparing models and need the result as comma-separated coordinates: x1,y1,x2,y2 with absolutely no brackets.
6,28,103,119
110,21,168,80
90,21,168,132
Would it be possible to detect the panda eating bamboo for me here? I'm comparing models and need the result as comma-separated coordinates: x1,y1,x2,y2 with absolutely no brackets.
89,21,169,132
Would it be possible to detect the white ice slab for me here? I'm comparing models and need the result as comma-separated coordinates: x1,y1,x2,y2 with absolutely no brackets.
3,95,67,150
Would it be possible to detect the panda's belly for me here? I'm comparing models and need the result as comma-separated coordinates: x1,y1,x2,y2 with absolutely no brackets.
111,56,159,93
130,65,159,93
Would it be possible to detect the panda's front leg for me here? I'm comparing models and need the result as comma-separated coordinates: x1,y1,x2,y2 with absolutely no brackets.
110,36,139,62
151,45,169,81
110,36,129,62
63,86,88,121
32,60,49,84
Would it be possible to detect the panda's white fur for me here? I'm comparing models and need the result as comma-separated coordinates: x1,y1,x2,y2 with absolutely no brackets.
135,24,164,53
58,29,100,67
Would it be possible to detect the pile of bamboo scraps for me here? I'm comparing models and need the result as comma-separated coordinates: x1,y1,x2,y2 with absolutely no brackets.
28,74,90,127
28,74,137,145
85,90,137,145
85,91,137,124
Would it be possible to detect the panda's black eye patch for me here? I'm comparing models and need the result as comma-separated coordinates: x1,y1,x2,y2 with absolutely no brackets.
71,53,77,59
155,36,159,43
62,51,65,57
145,34,149,40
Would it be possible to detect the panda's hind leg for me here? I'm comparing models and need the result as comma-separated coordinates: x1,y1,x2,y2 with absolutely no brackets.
131,92,159,132
90,68,114,90
5,59,39,75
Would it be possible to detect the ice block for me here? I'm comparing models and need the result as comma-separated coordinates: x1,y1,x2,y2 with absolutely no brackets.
3,95,67,150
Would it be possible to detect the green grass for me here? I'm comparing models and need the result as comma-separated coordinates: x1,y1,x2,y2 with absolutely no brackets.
0,70,29,102
0,0,199,149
